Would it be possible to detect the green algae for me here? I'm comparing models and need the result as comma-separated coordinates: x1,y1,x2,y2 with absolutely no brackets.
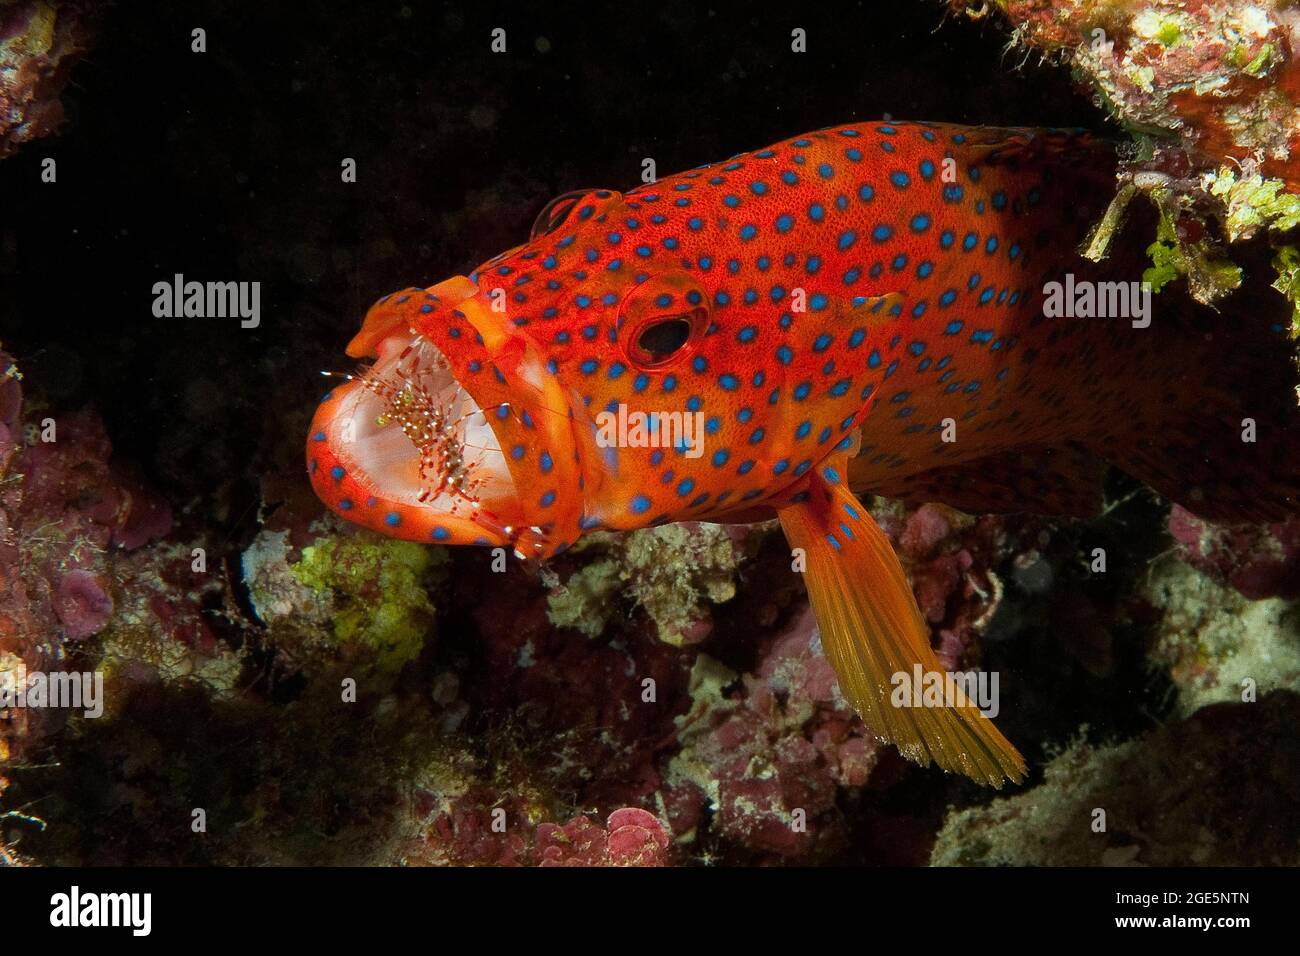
1131,8,1187,49
1243,41,1277,76
1142,230,1181,293
1140,187,1242,304
1206,168,1300,242
546,555,622,638
290,535,441,672
1084,178,1242,307
1272,245,1300,338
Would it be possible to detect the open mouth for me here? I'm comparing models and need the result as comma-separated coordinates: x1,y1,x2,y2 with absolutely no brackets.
309,328,524,545
309,276,586,556
350,334,514,510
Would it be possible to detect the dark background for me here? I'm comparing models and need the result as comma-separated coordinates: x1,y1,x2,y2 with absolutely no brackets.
0,0,1106,541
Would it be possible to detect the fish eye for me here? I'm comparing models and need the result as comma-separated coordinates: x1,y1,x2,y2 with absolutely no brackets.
617,276,708,370
632,315,693,365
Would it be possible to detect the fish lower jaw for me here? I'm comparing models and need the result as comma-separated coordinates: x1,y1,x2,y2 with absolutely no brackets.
308,332,524,545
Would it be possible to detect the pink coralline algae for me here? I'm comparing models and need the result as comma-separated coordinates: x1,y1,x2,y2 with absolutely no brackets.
1169,504,1300,599
949,0,1300,190
879,503,1026,671
663,607,886,861
4,407,174,644
52,568,114,640
536,808,671,866
0,352,191,782
454,498,1027,863
0,362,1030,866
401,766,672,866
465,556,696,810
655,503,1033,862
0,358,19,464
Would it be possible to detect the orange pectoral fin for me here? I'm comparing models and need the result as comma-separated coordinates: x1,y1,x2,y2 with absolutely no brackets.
777,457,1026,788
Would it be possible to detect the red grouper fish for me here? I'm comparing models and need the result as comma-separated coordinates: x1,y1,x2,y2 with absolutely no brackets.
307,121,1300,787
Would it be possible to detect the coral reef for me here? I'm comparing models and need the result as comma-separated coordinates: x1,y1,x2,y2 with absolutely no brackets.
949,0,1300,326
932,526,1300,865
950,0,1300,184
546,522,755,646
661,610,884,861
0,349,249,846
1145,552,1300,717
0,353,175,761
1168,504,1300,599
648,503,1044,862
0,0,97,158
875,501,1035,670
931,692,1300,865
0,339,1072,866
399,770,674,867
244,526,446,678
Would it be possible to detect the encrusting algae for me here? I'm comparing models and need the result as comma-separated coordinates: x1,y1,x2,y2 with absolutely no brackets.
547,523,753,646
242,526,447,678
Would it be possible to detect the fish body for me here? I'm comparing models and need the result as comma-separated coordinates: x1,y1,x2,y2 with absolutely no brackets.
307,121,1299,785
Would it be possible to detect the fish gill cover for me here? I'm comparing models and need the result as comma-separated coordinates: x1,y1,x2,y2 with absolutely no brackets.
0,0,1297,877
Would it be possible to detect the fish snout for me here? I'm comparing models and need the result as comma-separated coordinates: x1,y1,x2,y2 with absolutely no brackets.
307,277,582,557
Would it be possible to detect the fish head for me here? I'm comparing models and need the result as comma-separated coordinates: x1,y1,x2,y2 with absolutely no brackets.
309,175,886,556
306,261,592,560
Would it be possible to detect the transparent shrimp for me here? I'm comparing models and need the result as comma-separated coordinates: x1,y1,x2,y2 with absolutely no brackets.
355,335,498,517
